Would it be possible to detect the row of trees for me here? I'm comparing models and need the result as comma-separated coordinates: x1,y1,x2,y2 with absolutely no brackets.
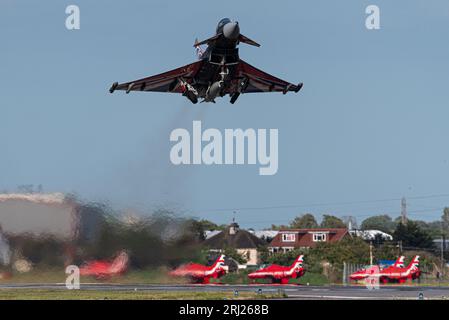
267,211,449,239
361,210,449,238
271,214,347,229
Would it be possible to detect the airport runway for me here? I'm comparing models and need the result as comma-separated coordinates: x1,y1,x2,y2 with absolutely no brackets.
1,283,449,299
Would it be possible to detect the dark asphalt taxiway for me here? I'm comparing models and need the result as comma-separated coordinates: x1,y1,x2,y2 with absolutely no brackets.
1,283,449,299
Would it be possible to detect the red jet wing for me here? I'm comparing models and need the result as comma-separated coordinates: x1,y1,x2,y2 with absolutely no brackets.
236,60,303,94
110,60,204,94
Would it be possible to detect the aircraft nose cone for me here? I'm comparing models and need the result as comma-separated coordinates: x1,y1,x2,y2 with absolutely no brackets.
223,22,240,40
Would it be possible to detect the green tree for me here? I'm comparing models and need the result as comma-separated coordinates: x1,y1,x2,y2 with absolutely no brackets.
393,221,435,250
360,215,396,233
197,219,225,231
320,215,346,228
223,246,247,264
270,224,289,230
290,214,318,229
413,220,442,239
183,219,224,241
443,207,449,224
264,249,307,266
374,243,399,260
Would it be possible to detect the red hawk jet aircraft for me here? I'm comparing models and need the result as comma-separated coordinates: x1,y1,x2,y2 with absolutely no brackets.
109,18,303,104
79,250,129,279
169,255,226,284
248,255,305,284
350,256,421,284
349,256,405,282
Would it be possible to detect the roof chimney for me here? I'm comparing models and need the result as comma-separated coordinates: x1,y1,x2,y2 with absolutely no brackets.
229,221,239,235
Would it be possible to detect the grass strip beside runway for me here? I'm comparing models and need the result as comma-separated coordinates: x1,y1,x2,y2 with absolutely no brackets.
0,289,282,300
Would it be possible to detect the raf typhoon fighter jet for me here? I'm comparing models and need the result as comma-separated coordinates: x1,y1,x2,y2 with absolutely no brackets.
109,18,303,104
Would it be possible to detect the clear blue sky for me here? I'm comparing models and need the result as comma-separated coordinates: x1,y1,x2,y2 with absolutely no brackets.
2,0,449,228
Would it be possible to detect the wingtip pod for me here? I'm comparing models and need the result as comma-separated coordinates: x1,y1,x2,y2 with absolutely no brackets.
109,82,118,94
295,82,304,93
283,83,303,95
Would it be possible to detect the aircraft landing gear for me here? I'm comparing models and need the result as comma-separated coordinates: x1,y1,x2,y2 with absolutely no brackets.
230,77,248,104
178,78,199,104
184,90,198,104
230,92,240,104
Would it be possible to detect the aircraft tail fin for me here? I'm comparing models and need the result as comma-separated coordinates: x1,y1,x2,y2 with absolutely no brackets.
238,34,261,47
291,255,304,269
286,255,304,276
211,254,226,272
407,255,420,270
109,250,129,274
393,256,405,268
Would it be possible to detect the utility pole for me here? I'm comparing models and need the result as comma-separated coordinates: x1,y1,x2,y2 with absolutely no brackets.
401,197,407,225
398,240,403,254
369,241,373,266
441,221,445,279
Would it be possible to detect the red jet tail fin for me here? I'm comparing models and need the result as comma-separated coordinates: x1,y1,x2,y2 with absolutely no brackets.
109,250,129,274
286,255,305,276
407,256,420,270
290,255,304,270
393,256,405,268
210,254,226,272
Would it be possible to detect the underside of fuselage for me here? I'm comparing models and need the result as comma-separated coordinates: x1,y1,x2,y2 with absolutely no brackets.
187,46,240,103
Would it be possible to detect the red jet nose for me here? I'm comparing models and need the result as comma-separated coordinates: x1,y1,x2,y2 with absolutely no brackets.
223,22,240,40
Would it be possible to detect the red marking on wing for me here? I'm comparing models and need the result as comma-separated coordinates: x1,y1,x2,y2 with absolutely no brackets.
115,60,204,93
237,60,301,94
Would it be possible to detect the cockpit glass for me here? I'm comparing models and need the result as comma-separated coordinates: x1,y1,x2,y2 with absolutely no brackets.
217,18,231,33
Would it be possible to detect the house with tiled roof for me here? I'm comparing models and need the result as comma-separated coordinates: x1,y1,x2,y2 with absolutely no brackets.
203,222,267,266
268,228,350,253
